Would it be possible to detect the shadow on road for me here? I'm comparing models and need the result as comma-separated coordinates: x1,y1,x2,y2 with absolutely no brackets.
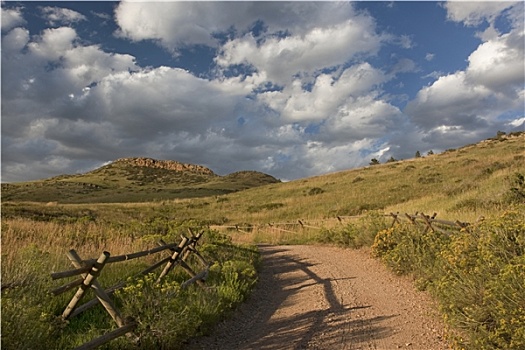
187,245,397,349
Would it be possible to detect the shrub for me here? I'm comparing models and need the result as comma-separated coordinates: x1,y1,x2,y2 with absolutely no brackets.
506,172,525,203
371,208,525,349
352,176,365,183
317,212,388,249
306,187,324,196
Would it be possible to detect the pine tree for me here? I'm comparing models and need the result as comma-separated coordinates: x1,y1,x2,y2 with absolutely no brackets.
386,156,397,163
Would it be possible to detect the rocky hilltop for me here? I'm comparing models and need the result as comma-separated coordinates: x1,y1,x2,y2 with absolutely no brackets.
2,156,281,203
114,157,216,176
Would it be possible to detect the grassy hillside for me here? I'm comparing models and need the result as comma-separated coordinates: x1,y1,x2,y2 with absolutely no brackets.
1,157,280,203
2,133,523,224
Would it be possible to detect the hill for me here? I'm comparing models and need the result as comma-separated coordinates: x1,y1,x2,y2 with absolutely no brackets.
0,157,280,203
2,132,523,224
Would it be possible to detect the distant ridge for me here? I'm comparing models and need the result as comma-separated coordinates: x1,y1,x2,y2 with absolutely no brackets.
112,157,216,176
1,157,280,203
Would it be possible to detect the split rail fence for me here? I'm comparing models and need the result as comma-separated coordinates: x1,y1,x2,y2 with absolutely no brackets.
50,229,209,350
387,211,472,235
212,211,474,236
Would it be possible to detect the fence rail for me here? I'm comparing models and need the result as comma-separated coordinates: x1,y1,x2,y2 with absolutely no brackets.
389,211,473,235
211,211,477,237
50,230,209,350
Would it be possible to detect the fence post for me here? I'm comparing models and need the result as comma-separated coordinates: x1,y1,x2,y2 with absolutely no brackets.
405,213,418,226
65,250,137,342
419,213,435,233
62,251,109,319
157,236,189,283
389,212,400,228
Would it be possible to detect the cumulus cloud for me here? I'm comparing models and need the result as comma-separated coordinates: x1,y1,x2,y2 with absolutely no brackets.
404,1,524,152
466,30,524,93
259,63,387,123
1,6,26,31
216,16,381,87
114,2,358,53
1,23,139,178
444,1,519,26
40,6,87,26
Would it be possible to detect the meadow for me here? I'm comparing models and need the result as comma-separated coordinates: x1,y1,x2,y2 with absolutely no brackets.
1,132,524,349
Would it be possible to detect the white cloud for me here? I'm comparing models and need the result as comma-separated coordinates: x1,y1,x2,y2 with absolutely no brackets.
2,27,30,53
405,1,524,151
40,6,87,26
508,117,524,128
1,7,26,31
422,71,443,80
406,71,494,128
114,2,358,53
466,30,524,93
216,17,381,87
263,63,386,123
28,27,77,60
444,1,518,26
398,34,413,49
389,58,419,76
425,53,435,61
321,96,403,142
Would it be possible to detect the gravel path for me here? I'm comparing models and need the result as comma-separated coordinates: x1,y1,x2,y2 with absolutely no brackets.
187,245,449,350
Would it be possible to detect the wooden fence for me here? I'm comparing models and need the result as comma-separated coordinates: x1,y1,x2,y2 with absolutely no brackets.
387,211,472,235
211,211,475,237
50,229,209,350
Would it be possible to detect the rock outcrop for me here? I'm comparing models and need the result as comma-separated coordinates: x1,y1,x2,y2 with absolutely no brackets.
115,157,216,176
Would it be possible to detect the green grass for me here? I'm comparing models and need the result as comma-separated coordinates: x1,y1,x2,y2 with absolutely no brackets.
1,221,259,350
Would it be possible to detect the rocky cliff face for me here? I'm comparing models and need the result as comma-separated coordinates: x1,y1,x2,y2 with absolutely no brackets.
114,157,216,176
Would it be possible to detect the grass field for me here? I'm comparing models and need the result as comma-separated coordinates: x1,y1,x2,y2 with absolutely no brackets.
1,132,524,349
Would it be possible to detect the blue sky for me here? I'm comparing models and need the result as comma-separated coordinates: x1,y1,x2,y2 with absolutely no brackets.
2,1,524,182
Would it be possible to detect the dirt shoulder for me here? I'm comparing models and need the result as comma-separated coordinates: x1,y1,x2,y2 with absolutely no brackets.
187,245,449,350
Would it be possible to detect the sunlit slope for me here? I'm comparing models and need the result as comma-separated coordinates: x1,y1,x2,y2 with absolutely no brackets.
165,133,524,225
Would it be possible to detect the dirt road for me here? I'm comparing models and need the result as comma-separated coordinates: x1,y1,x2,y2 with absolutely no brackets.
187,245,449,350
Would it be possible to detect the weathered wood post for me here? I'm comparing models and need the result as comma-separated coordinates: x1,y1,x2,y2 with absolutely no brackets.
74,320,137,350
390,212,400,228
64,250,137,342
182,231,208,266
419,213,435,233
157,236,189,283
62,251,109,319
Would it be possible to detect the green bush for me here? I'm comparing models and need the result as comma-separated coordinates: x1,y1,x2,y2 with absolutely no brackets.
306,187,324,196
506,173,525,203
316,212,388,248
371,208,525,349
